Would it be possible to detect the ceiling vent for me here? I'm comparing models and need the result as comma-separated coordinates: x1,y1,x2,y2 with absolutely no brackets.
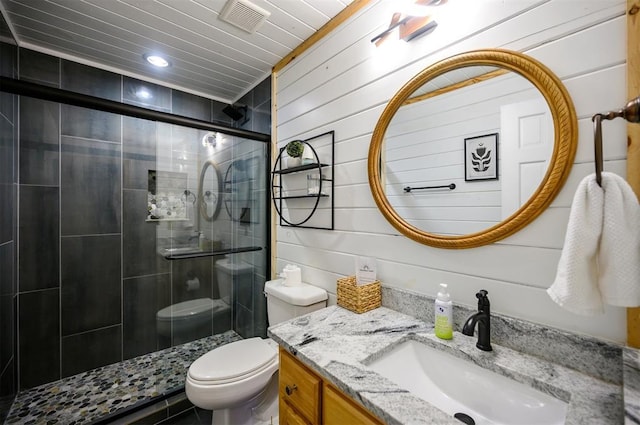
219,0,271,34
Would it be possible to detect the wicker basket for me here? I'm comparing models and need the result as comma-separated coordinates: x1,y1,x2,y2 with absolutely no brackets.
336,276,381,314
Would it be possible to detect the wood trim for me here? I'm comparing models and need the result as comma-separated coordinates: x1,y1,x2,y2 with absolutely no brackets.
272,0,373,74
626,0,640,348
271,70,278,280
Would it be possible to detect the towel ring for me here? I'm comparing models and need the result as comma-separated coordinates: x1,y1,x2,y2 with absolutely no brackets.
592,95,640,186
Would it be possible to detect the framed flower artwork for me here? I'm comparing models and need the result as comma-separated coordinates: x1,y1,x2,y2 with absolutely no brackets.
464,133,499,181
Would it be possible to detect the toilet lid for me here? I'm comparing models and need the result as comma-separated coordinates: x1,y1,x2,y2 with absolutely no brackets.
264,279,328,306
188,338,277,383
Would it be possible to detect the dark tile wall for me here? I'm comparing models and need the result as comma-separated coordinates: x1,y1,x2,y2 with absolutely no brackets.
235,77,271,338
18,289,59,389
123,273,171,359
237,76,272,134
172,90,212,122
61,235,122,335
18,186,59,292
123,118,167,191
123,189,170,277
12,46,272,392
60,137,122,235
61,325,122,378
123,79,171,112
19,97,59,185
0,11,18,423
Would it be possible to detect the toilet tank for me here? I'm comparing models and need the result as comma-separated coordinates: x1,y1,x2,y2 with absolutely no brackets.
215,258,254,304
264,279,328,325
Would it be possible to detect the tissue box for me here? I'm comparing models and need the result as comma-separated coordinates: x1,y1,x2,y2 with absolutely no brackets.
337,276,381,314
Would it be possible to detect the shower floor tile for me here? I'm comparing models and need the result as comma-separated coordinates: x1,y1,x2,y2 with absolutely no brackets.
5,330,243,425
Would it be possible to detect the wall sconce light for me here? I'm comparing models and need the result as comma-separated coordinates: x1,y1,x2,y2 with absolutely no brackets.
371,0,444,46
202,132,219,148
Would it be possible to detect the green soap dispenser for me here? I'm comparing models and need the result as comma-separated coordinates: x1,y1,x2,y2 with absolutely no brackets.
435,283,453,340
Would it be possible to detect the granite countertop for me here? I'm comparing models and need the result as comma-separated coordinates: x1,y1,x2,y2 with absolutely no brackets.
625,348,640,424
267,305,623,425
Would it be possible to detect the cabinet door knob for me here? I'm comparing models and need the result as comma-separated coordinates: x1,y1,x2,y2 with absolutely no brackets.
285,384,298,395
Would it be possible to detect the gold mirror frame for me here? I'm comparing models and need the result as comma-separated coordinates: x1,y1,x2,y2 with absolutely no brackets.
368,49,578,249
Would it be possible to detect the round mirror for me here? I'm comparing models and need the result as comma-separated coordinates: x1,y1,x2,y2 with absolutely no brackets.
224,159,253,222
368,49,577,249
199,159,222,222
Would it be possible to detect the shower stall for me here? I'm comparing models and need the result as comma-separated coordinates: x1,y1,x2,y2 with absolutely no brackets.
0,39,271,423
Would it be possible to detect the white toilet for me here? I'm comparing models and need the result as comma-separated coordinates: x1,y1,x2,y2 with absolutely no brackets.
185,278,328,425
156,258,253,344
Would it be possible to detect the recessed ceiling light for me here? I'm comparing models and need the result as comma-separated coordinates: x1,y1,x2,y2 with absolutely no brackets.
143,53,170,68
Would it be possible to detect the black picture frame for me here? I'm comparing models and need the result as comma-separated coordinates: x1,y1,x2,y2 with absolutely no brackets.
464,133,499,181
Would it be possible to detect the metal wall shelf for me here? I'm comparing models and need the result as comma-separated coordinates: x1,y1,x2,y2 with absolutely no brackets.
272,163,329,175
273,194,330,200
271,131,334,230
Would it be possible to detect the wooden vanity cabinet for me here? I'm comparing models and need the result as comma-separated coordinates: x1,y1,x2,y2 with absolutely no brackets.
279,347,383,425
322,383,383,425
281,401,312,425
279,347,322,424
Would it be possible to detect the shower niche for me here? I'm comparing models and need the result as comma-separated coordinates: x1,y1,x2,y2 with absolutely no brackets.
147,170,190,221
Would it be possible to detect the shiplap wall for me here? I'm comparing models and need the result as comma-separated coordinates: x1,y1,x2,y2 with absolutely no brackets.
275,0,628,343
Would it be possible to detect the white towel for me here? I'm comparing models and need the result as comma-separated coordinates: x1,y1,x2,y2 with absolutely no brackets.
547,172,640,315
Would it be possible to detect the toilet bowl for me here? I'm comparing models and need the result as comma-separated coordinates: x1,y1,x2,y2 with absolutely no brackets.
156,298,230,345
186,337,279,424
185,278,328,425
155,257,250,345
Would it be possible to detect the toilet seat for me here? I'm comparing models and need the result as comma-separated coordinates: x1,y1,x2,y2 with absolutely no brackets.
188,338,278,385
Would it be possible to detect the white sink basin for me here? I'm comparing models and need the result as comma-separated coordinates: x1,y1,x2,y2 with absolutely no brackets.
368,340,567,425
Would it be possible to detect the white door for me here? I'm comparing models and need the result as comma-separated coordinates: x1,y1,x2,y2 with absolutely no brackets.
500,98,554,219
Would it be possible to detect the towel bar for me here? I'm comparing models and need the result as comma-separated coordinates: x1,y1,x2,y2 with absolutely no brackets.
404,183,456,192
592,95,640,186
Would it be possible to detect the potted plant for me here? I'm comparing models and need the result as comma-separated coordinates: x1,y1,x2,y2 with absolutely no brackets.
285,140,304,168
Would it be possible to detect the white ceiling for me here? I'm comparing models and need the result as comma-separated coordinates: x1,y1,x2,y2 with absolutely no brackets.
0,0,352,103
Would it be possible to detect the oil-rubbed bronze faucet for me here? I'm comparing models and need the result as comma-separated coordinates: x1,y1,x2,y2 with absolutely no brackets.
462,290,493,351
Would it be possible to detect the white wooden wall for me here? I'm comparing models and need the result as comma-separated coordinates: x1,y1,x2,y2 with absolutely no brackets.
275,0,628,343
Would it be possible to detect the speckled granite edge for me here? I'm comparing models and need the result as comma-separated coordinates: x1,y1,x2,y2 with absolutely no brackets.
268,305,623,425
624,347,640,424
381,285,623,384
5,331,242,425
